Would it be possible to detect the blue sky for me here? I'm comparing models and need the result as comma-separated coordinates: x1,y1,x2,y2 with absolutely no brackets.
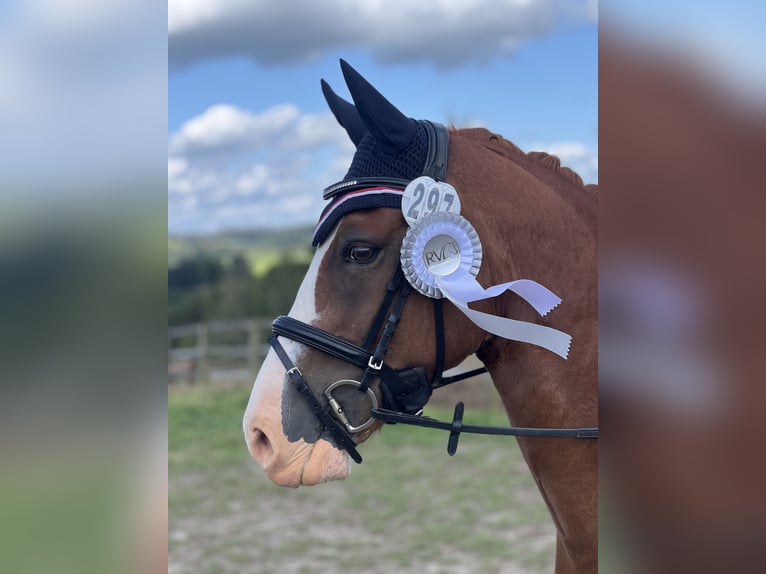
168,1,598,234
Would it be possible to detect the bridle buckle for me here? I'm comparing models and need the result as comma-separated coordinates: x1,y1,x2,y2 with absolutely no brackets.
367,356,383,370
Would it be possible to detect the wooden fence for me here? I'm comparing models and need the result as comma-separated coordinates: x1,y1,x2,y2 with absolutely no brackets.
168,319,500,409
168,319,272,384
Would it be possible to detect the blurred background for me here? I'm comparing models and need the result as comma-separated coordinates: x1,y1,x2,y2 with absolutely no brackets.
599,3,766,573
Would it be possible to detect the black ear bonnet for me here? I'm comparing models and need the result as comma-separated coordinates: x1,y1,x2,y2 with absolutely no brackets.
312,60,448,247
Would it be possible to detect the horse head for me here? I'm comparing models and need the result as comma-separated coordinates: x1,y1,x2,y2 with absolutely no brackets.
244,61,596,496
243,61,491,486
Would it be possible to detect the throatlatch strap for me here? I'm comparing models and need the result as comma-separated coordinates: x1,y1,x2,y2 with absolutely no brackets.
429,296,489,390
433,367,488,389
432,298,445,383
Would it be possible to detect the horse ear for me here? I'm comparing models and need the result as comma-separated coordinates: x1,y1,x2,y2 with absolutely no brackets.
339,59,417,156
321,79,366,148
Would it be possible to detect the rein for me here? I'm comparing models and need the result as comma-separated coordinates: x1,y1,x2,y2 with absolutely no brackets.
372,404,599,456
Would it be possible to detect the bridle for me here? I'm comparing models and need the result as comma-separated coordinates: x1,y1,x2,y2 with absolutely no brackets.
268,263,442,463
268,121,598,464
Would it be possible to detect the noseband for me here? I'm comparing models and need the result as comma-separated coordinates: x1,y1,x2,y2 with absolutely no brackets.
267,121,597,464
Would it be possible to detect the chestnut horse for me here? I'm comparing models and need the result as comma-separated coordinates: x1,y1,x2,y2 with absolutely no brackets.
244,61,597,573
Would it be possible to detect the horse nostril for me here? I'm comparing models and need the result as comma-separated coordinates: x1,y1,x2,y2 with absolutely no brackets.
250,428,274,466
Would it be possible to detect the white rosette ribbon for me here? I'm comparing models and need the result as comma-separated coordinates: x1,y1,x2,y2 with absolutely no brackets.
400,211,572,359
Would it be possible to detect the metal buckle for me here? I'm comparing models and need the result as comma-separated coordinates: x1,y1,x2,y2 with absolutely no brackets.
323,379,379,434
367,356,383,370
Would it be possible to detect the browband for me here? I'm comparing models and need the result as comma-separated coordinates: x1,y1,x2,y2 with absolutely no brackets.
323,177,409,200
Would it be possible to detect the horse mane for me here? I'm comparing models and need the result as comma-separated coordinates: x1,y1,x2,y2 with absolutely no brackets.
454,127,598,202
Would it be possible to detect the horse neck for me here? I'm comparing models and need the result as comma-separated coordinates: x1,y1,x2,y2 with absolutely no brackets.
454,137,598,427
448,131,599,571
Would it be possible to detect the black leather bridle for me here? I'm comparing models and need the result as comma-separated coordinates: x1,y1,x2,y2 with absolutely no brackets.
267,121,598,464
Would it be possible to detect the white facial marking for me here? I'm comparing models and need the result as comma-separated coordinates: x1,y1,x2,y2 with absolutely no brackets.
243,228,338,436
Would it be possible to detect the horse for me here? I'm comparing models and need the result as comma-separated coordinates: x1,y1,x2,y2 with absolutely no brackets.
244,60,598,573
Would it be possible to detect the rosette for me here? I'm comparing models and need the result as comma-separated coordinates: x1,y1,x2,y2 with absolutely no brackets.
400,211,482,299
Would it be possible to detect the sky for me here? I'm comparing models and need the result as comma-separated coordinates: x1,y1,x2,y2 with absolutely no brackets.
168,0,599,235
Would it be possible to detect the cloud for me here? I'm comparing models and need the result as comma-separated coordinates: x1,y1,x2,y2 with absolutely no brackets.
169,103,301,157
169,0,596,69
167,157,188,181
168,102,598,233
168,102,355,233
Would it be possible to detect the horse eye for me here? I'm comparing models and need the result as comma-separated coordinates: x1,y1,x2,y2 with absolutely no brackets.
346,245,378,264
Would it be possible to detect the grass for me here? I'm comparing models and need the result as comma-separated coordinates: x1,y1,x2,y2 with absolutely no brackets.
169,384,253,471
169,383,556,573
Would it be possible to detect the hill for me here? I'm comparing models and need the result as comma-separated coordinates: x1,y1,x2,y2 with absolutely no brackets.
168,225,314,277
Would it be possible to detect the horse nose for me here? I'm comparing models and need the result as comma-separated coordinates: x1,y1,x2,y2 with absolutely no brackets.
247,426,274,468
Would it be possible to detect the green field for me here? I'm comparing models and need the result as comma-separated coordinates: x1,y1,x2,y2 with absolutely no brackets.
168,227,314,277
169,384,556,573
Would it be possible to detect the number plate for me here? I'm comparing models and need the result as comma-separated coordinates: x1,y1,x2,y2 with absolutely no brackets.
401,176,461,226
